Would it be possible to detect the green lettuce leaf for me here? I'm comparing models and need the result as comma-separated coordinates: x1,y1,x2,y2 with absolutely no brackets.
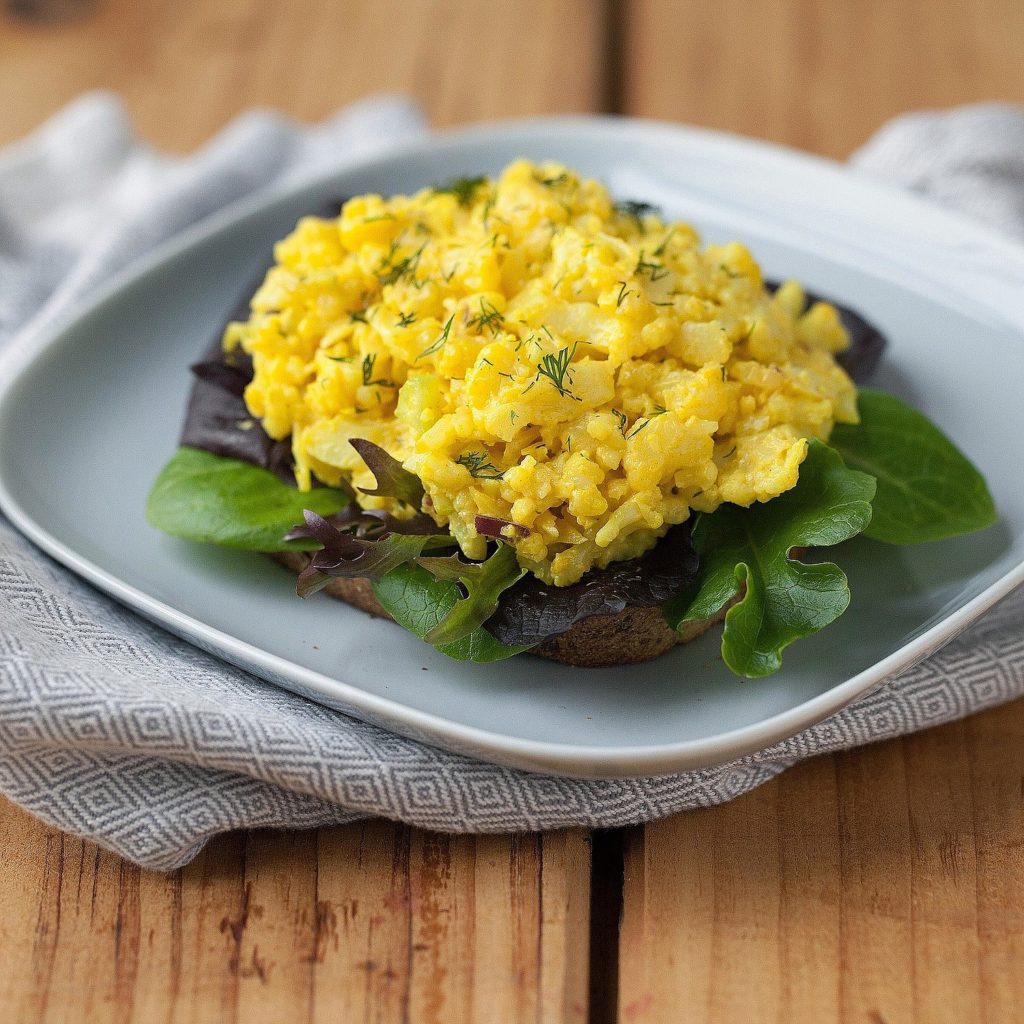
146,447,349,551
417,544,527,646
830,389,997,544
663,441,876,677
373,563,531,663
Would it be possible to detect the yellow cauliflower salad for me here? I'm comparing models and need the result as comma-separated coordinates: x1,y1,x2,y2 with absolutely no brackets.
226,159,858,587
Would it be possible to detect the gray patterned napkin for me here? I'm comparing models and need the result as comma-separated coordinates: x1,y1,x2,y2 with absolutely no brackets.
2,96,1022,871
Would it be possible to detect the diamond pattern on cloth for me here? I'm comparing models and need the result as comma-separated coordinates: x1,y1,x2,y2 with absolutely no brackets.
1,95,1023,871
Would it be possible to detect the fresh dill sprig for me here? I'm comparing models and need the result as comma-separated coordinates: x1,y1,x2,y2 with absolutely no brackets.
635,252,670,282
535,170,570,188
435,175,488,207
456,451,504,480
626,406,667,439
361,353,393,387
417,313,455,360
469,299,504,337
653,227,676,257
615,199,660,228
534,340,580,400
378,242,427,287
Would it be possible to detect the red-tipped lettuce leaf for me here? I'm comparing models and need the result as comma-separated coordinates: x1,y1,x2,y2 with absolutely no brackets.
349,438,426,508
296,510,454,597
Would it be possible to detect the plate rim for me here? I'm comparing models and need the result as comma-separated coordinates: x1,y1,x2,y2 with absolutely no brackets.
2,113,1023,779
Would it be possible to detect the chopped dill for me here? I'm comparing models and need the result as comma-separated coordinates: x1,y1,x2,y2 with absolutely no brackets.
378,242,427,287
457,451,504,480
614,199,660,228
612,408,629,435
627,406,667,439
396,310,416,328
469,298,504,337
635,252,670,282
441,263,459,283
350,309,369,323
435,175,487,207
653,227,676,257
361,353,393,387
535,170,570,188
417,313,455,360
327,355,353,363
615,281,633,308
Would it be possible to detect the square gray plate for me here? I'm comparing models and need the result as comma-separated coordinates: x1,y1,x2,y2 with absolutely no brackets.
1,117,1022,777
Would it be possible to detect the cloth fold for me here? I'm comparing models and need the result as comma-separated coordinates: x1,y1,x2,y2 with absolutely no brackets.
2,95,1022,871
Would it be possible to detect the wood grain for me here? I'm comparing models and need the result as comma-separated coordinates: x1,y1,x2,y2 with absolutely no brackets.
0,801,591,1023
622,0,1024,158
0,4,599,1022
0,0,606,151
618,700,1024,1024
4,1,1024,1021
618,4,1024,1021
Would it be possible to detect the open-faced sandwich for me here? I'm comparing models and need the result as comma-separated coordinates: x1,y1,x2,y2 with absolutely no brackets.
147,160,996,672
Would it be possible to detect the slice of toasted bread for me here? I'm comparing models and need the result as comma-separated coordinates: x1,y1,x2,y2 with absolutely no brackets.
269,551,725,667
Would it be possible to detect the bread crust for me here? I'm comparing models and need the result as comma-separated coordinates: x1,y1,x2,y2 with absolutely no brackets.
270,551,724,667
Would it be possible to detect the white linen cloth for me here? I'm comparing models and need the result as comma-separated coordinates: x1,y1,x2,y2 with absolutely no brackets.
1,95,1022,870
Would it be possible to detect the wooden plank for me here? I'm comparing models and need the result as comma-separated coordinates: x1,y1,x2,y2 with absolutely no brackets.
0,0,606,150
618,700,1024,1024
0,0,601,1020
0,799,591,1023
622,0,1024,157
620,4,1024,1020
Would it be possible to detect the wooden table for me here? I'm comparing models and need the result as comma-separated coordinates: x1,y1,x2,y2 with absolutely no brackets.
2,2,1023,1021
